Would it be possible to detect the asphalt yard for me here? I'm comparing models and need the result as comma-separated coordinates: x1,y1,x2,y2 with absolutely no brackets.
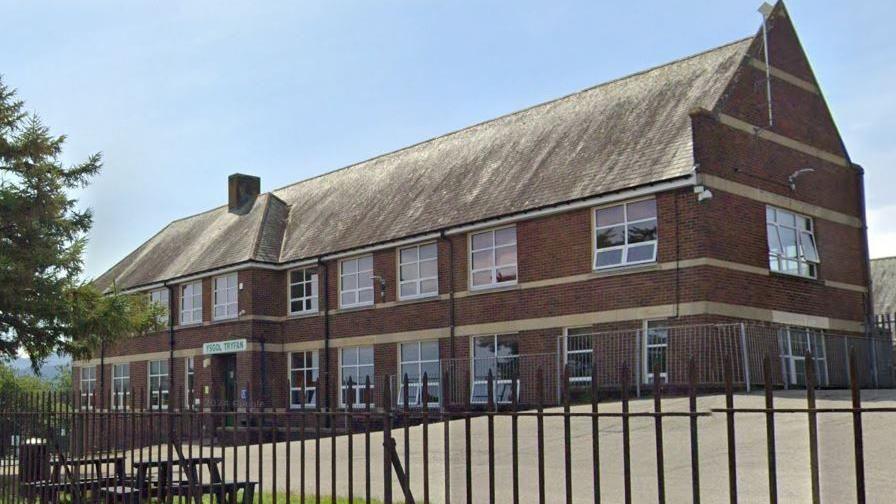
171,389,896,503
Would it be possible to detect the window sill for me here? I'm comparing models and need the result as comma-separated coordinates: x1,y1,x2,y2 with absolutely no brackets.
769,270,823,285
465,284,520,297
335,304,376,314
591,262,660,278
395,294,441,306
287,311,321,320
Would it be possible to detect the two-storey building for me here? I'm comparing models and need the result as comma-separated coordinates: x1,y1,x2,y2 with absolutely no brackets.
75,2,879,411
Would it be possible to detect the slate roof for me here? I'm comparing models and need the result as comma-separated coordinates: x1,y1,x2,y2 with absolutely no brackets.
94,37,752,292
871,257,896,314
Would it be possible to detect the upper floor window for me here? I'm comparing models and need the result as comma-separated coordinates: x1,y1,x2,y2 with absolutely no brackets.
111,363,130,410
470,226,517,290
149,289,169,325
80,366,96,409
289,268,319,314
399,243,438,300
213,273,238,320
180,281,202,325
594,198,657,269
766,206,819,278
340,255,374,308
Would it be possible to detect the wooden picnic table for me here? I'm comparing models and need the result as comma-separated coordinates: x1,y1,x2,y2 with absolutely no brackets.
49,454,126,482
100,455,255,503
22,454,125,500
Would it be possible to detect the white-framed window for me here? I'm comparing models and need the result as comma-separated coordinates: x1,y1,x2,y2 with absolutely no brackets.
79,366,96,409
563,327,594,384
778,327,828,387
594,198,658,269
643,320,668,384
766,206,819,278
340,346,374,407
289,268,319,314
149,289,169,325
471,335,519,404
398,341,440,407
398,243,439,300
148,359,169,410
111,363,130,410
185,357,196,408
289,350,320,408
469,226,517,290
213,273,238,320
339,255,374,308
180,281,202,325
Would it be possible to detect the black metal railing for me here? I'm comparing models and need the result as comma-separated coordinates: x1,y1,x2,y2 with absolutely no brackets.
0,348,893,503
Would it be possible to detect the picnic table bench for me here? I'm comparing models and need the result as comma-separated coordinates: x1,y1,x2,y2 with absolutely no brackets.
21,454,126,500
99,452,255,503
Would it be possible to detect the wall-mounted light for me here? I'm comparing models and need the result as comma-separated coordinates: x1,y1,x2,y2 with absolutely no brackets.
370,275,387,301
694,185,713,203
787,168,816,191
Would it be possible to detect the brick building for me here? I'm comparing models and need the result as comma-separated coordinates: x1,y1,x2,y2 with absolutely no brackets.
74,2,879,412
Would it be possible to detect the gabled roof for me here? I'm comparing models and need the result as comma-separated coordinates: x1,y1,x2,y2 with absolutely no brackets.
94,36,751,292
871,257,896,314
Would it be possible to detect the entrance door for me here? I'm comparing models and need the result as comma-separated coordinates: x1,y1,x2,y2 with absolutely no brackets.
219,354,237,426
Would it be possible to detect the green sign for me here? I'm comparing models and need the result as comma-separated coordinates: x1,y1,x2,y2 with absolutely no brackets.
203,338,247,355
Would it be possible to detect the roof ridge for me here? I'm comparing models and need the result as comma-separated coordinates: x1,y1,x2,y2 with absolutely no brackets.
250,193,272,259
271,36,753,196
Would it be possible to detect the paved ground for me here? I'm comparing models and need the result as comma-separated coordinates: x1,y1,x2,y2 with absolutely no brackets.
167,389,896,503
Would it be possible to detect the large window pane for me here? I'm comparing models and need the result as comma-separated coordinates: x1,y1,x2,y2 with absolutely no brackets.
594,199,658,270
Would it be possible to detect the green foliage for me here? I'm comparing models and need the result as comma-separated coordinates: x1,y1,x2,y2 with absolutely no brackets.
0,76,164,370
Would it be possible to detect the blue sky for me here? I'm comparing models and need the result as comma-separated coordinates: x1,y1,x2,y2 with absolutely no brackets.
2,0,895,279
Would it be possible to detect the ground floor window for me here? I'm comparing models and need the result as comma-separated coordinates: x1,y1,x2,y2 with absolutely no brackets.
80,366,96,408
111,363,130,410
779,327,828,387
563,327,594,384
148,360,169,409
398,341,440,407
643,320,669,384
340,346,374,407
289,350,320,408
185,357,196,408
471,334,519,404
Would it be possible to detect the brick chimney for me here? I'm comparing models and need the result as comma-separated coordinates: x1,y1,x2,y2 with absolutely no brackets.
228,173,260,213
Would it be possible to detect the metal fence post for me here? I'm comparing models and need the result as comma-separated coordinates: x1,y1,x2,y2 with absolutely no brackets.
739,323,750,393
635,330,641,399
870,336,880,388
